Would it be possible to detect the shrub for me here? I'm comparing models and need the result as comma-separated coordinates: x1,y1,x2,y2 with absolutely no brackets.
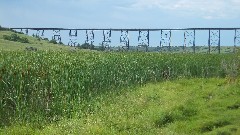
200,120,231,133
3,34,29,43
49,39,58,44
155,112,175,127
25,47,37,51
59,41,64,45
217,131,232,135
49,40,64,45
0,26,10,31
19,37,29,43
227,101,240,110
14,31,24,34
79,43,95,50
43,38,49,41
3,35,11,40
155,104,198,128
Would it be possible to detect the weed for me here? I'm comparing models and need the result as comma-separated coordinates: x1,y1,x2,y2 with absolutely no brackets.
49,39,58,44
221,59,239,83
155,112,175,127
175,104,198,118
227,102,240,110
25,47,37,51
217,131,232,135
200,120,231,133
230,127,238,132
155,103,198,128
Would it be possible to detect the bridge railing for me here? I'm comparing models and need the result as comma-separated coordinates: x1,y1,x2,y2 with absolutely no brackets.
10,28,240,53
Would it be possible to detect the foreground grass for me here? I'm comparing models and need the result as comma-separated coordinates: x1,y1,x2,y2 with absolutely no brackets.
1,51,237,127
1,78,239,135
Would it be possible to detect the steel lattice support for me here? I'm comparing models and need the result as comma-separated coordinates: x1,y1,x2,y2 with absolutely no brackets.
85,30,94,45
160,30,171,52
102,30,111,50
184,30,195,53
208,30,220,54
234,29,240,53
68,30,78,46
52,30,61,43
120,30,129,50
137,30,149,52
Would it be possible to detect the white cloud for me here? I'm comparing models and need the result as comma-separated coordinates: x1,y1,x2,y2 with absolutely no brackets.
129,0,240,19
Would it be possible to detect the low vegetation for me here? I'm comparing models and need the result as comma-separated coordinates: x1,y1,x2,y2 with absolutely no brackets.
3,34,29,43
1,78,239,134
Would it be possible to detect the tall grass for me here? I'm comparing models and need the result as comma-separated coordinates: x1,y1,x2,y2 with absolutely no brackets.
0,51,237,127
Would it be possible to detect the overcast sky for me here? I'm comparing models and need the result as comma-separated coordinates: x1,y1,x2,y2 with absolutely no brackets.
1,0,240,28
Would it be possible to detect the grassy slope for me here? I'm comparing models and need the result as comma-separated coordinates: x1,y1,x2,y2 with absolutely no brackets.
0,30,73,51
1,78,239,135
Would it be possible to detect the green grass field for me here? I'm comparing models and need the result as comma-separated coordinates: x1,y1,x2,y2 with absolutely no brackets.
1,78,240,135
0,30,240,135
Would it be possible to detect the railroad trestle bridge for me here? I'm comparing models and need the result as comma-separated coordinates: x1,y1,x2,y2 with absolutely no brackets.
10,28,240,53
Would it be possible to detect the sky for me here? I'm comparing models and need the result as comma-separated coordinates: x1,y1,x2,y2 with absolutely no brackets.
1,0,240,28
0,0,240,47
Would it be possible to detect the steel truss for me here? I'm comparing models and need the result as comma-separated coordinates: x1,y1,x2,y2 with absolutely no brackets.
208,30,220,54
120,30,129,51
184,30,195,53
68,30,78,46
137,30,149,52
52,30,61,43
160,30,171,52
102,30,111,50
234,29,240,53
85,30,94,45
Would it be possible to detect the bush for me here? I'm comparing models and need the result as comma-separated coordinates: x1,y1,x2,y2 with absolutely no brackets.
25,47,37,51
3,35,11,40
19,37,29,43
43,38,49,41
200,120,231,133
14,31,24,34
155,103,198,127
49,39,58,44
59,41,64,45
3,34,29,43
155,112,175,127
79,43,95,50
49,40,64,45
227,101,240,110
0,26,10,31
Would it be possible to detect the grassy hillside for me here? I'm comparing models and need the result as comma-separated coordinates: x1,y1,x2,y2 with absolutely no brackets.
1,78,240,135
0,30,73,51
